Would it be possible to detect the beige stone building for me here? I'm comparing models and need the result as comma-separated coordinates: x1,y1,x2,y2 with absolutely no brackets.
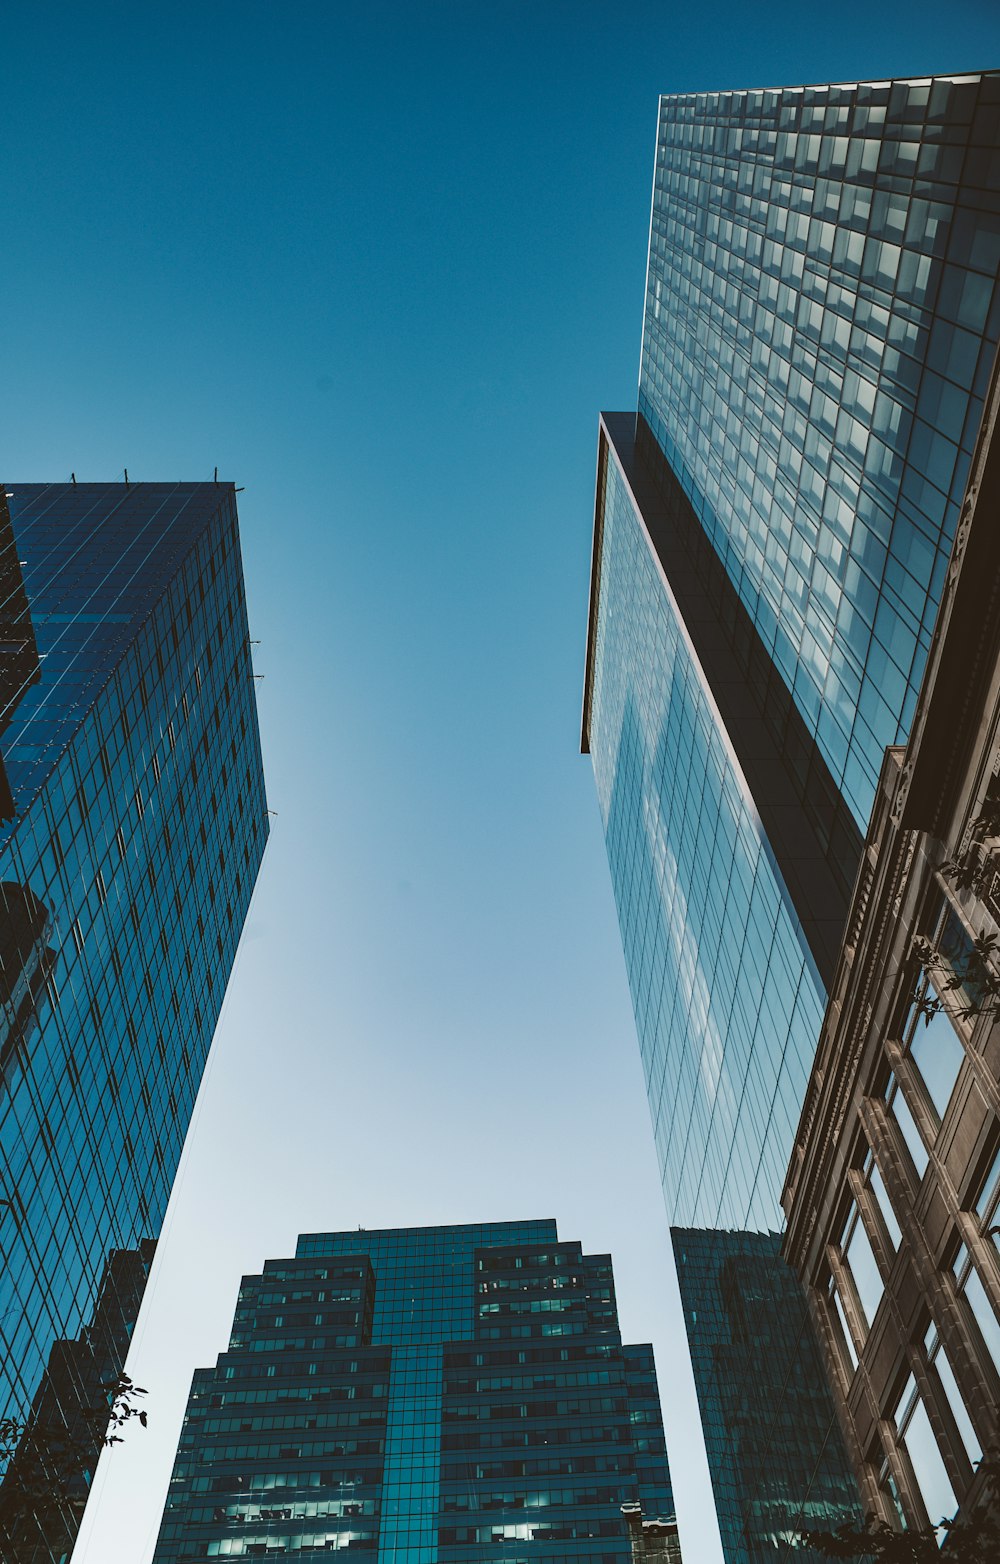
783,344,1000,1529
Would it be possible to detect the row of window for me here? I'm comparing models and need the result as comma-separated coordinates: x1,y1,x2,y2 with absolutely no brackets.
444,1396,627,1424
227,1335,368,1356
191,1498,377,1526
444,1370,621,1396
184,1463,381,1493
445,1342,618,1370
201,1379,389,1410
440,1518,624,1544
441,1423,629,1453
440,1484,628,1513
439,1452,632,1482
203,1529,373,1555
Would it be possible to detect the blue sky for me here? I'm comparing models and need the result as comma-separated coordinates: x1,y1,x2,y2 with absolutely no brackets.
3,3,1000,1559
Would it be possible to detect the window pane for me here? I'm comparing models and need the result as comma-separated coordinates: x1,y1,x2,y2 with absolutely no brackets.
832,1286,859,1370
964,1265,1000,1373
937,909,982,1008
902,1394,957,1527
909,998,965,1120
845,1212,884,1329
878,1460,906,1529
890,1081,929,1178
869,1160,902,1249
975,1145,1000,1221
934,1346,981,1467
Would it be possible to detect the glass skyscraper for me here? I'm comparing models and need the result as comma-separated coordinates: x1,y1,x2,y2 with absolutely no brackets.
581,72,1000,1560
152,1220,677,1563
0,481,267,1558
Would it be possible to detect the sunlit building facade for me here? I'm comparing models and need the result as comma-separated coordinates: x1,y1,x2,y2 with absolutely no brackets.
0,481,267,1558
581,71,1000,1560
152,1220,678,1563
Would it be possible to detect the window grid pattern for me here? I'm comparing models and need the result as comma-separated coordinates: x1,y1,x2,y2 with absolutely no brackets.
589,446,826,1236
640,72,1000,827
672,1230,861,1564
589,446,860,1559
0,483,268,1546
153,1226,674,1563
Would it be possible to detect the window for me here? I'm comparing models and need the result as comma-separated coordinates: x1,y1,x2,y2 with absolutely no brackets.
974,1143,1000,1252
894,1373,957,1528
935,907,986,1010
924,1320,981,1468
862,1148,902,1249
827,1275,859,1372
906,983,966,1121
872,1444,906,1529
952,1244,1000,1373
841,1203,884,1332
886,1075,929,1179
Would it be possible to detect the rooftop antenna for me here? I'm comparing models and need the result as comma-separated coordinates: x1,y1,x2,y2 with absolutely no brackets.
71,472,76,484
124,468,130,486
214,466,218,483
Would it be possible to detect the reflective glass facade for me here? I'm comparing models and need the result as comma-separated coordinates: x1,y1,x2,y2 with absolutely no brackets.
0,1240,156,1562
153,1221,676,1563
582,70,1000,1564
588,437,827,1235
672,1230,859,1564
0,482,268,1557
640,73,1000,827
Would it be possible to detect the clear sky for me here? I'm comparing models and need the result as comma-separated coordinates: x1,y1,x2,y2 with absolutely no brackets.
2,3,999,1560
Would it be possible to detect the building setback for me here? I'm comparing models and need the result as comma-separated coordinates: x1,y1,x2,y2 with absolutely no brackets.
581,71,1000,1560
152,1220,678,1563
0,482,268,1559
782,331,1000,1531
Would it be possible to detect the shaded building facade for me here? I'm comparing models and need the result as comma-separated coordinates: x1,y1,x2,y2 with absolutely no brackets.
672,1230,857,1561
0,482,268,1559
152,1220,677,1563
581,72,1000,1559
782,330,1000,1530
0,1240,155,1562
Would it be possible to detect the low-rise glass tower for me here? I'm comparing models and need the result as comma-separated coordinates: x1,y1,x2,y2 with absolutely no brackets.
0,481,267,1558
581,71,1000,1560
152,1220,677,1563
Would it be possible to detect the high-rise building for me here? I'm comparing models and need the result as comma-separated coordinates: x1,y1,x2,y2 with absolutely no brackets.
581,71,1000,1559
152,1220,678,1564
0,481,267,1558
782,341,1000,1533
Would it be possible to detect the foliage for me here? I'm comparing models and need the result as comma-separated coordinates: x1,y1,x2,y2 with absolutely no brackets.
911,931,1000,1025
0,1373,147,1548
102,1371,149,1443
934,777,1000,909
